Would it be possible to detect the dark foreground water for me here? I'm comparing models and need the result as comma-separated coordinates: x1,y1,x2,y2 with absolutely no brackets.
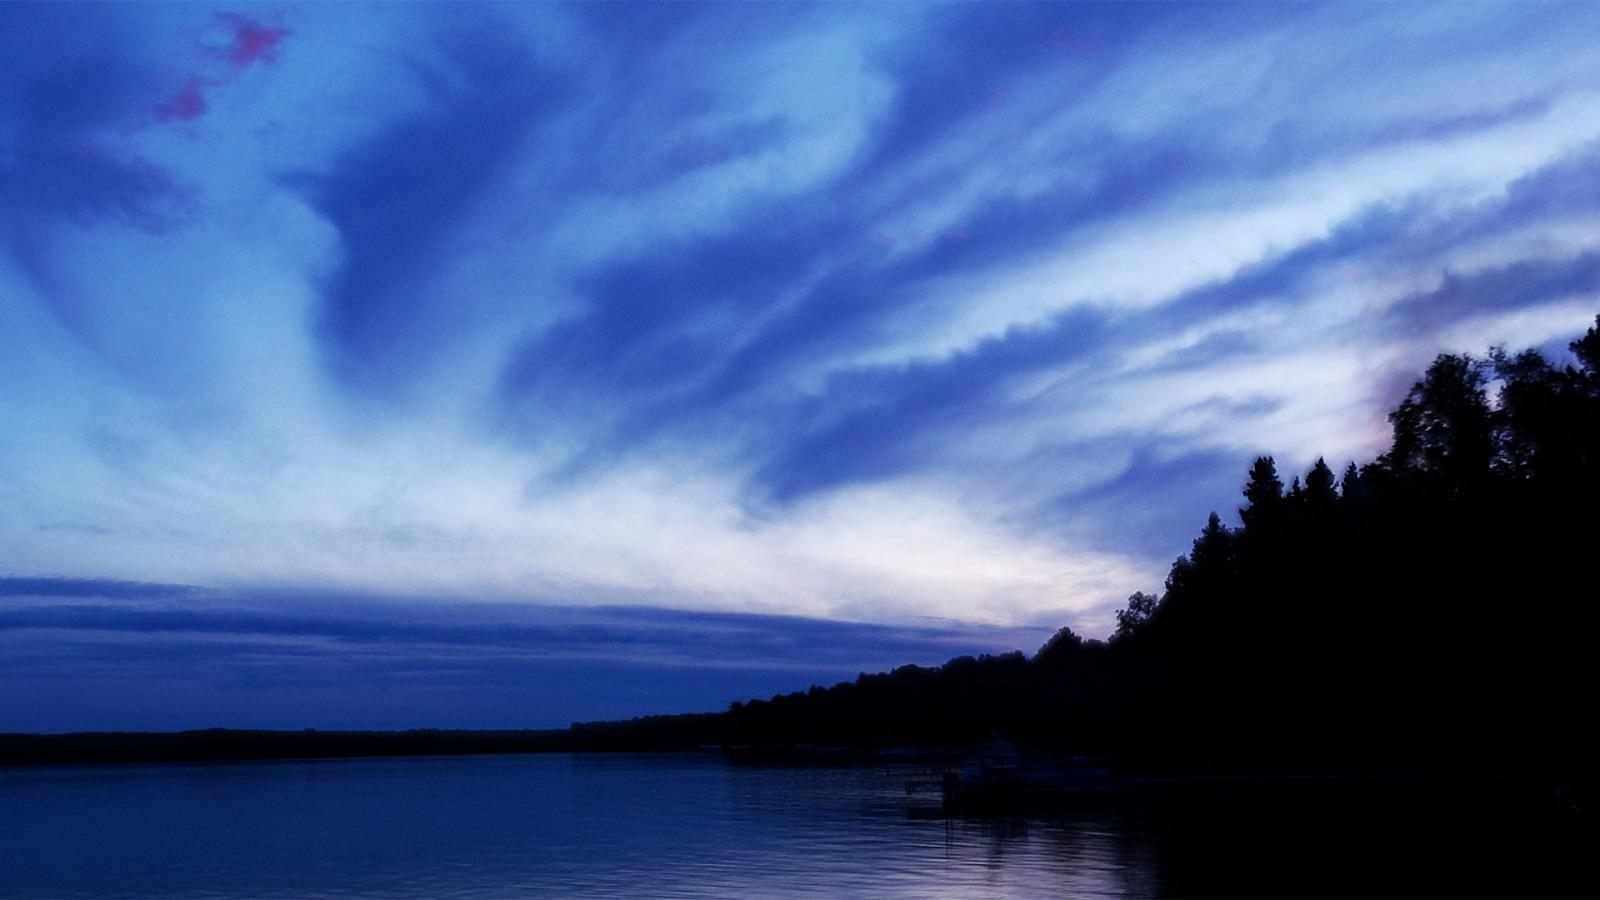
1,753,1591,898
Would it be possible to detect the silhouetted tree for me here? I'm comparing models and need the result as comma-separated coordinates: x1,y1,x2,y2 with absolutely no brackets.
1572,313,1600,377
1567,316,1600,479
1239,456,1283,528
1191,511,1233,568
1304,457,1337,504
1037,625,1085,659
591,313,1600,779
1113,592,1160,642
1490,347,1562,478
1340,462,1363,500
1382,353,1493,491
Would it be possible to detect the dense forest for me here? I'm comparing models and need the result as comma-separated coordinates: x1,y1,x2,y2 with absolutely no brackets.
573,314,1600,776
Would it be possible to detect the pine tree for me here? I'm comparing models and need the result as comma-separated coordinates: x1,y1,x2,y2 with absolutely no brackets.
1239,455,1283,529
1305,457,1337,504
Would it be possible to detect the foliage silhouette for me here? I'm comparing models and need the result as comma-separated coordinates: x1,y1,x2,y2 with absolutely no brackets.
576,314,1600,776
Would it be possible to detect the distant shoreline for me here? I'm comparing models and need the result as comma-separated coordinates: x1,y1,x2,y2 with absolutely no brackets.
0,728,583,768
0,729,1584,786
0,728,953,768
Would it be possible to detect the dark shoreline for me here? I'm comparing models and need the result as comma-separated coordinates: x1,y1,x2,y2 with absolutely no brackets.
0,728,581,768
2,729,954,768
0,728,1587,787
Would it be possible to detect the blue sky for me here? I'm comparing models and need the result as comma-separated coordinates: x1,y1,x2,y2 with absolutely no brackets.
5,3,1600,730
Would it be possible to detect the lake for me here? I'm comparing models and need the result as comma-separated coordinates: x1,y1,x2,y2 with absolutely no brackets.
0,753,1589,898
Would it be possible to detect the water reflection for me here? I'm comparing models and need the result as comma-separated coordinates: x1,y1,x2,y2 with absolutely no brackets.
904,812,1161,898
0,755,1164,898
1,755,1588,897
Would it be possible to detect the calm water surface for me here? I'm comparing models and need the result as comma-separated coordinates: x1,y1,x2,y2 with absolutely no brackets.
2,753,1161,897
1,753,1586,898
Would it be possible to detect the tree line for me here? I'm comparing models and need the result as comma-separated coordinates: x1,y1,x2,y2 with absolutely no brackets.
576,314,1600,775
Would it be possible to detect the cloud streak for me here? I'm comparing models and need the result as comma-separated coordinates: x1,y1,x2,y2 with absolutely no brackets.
5,3,1600,715
0,578,1052,730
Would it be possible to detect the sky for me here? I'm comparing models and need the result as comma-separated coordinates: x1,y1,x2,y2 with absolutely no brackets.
5,2,1600,731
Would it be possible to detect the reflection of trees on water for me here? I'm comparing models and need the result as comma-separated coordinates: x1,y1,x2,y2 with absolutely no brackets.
964,814,1030,869
927,811,1157,897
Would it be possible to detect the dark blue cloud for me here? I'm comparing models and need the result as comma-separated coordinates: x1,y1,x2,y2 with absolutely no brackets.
728,137,1600,508
500,204,844,422
0,6,196,381
489,4,1600,511
750,307,1114,502
0,581,1053,730
1465,139,1600,235
0,576,197,601
0,591,1048,670
1381,250,1600,341
502,128,1597,510
1339,96,1552,149
0,643,857,733
496,140,1233,489
0,7,189,233
842,2,1214,188
286,18,572,399
1033,445,1270,564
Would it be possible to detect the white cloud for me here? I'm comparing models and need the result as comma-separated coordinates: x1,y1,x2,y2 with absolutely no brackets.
7,2,1600,640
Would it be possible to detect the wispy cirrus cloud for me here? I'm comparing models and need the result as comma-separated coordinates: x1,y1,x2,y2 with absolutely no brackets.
4,1,1600,687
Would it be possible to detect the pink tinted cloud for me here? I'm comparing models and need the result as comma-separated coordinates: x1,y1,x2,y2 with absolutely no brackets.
148,14,288,126
217,14,289,69
154,77,209,123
